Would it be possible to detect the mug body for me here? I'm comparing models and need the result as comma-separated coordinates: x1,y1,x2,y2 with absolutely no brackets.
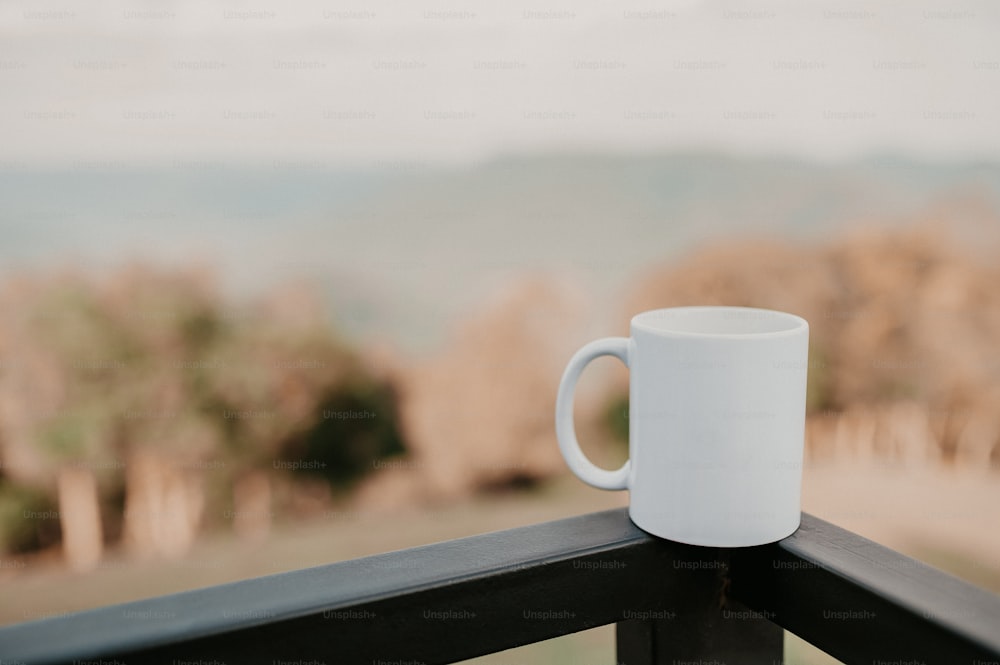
627,306,809,546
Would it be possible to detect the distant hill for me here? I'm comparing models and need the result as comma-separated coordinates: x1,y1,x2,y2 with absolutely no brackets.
2,152,999,350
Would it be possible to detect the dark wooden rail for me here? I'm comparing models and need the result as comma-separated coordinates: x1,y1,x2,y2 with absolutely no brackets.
1,509,999,664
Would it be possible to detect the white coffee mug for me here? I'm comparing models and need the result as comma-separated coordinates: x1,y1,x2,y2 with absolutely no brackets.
556,306,809,547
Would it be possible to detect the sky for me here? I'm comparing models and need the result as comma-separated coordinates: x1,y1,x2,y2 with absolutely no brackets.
1,0,998,166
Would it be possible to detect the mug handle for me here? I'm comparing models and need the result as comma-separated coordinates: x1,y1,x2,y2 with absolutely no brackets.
555,337,631,490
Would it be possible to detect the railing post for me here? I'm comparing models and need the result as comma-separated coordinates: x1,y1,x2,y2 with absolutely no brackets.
616,549,783,665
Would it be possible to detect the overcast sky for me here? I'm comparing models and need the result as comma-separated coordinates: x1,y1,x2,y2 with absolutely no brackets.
1,0,998,166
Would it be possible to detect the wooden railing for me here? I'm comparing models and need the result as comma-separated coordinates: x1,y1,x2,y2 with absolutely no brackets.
2,508,999,664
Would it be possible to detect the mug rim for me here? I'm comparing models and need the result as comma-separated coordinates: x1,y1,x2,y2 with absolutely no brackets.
631,306,808,339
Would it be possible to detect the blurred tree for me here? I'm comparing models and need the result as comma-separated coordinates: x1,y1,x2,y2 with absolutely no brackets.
280,379,406,487
0,275,128,569
619,224,1000,467
0,266,407,562
352,276,590,511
